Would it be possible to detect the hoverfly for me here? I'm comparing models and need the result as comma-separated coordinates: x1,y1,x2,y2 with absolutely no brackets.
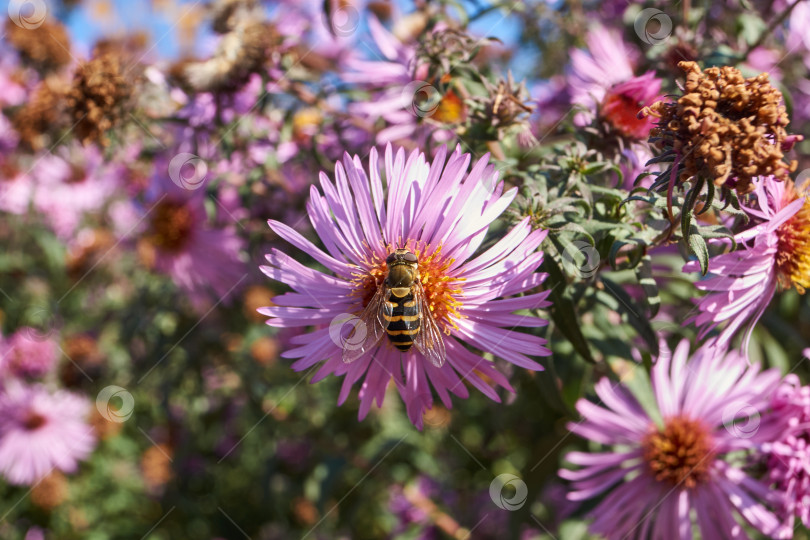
343,248,447,367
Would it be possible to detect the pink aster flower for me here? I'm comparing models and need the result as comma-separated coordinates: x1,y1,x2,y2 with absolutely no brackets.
0,328,58,379
561,340,784,539
259,145,551,429
0,382,96,485
29,142,120,239
343,17,457,148
684,176,810,350
567,26,662,137
566,26,663,187
137,172,248,309
763,374,810,537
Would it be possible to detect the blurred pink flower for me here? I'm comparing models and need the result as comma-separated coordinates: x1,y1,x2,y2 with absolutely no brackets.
0,382,96,485
561,340,784,539
531,76,571,138
0,328,58,379
343,17,455,148
566,26,663,186
684,176,809,350
763,374,810,537
29,143,120,239
139,173,248,308
260,145,551,428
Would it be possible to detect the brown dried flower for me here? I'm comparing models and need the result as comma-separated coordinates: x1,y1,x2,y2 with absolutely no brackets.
183,20,276,93
141,444,173,493
11,78,66,151
642,61,800,197
486,74,533,129
6,19,72,73
60,333,106,387
30,471,69,510
210,0,259,34
66,52,132,145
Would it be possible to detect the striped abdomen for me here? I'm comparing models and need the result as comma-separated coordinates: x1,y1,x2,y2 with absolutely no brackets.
383,288,420,352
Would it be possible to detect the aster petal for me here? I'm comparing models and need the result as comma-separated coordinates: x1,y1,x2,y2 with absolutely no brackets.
268,219,355,277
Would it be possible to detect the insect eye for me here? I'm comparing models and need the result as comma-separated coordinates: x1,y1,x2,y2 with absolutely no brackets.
403,252,418,263
385,253,396,264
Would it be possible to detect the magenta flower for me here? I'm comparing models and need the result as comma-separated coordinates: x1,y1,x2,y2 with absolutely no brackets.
259,145,551,428
560,340,784,539
0,382,96,485
684,176,810,350
763,374,810,537
567,26,662,138
0,328,58,379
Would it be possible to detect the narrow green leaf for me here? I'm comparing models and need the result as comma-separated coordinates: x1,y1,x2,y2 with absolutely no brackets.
688,231,710,275
635,256,660,318
541,258,595,363
599,278,660,357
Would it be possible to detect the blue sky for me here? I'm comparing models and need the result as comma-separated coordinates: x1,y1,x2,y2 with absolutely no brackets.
2,0,534,78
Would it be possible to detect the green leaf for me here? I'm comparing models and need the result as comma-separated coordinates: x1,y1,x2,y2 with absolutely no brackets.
608,238,646,271
541,257,595,363
687,230,710,275
635,256,661,318
598,279,660,357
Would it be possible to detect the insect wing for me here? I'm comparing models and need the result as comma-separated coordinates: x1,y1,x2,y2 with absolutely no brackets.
342,285,386,363
412,281,447,368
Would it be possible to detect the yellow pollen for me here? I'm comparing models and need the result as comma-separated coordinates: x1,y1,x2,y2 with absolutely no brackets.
776,180,810,294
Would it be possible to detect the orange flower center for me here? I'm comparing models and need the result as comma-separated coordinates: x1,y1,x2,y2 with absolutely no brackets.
432,89,467,124
776,180,810,294
641,416,716,489
352,243,465,333
149,201,195,253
